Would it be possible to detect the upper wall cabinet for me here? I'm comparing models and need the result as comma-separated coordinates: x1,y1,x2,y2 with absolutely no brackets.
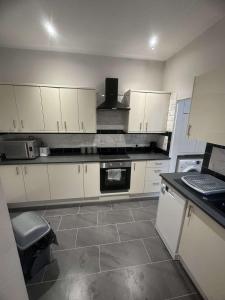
125,90,171,133
14,86,45,132
189,68,225,146
41,87,62,132
0,85,18,132
78,89,96,133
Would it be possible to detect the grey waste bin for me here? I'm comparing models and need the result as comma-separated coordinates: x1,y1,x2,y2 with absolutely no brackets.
11,212,57,280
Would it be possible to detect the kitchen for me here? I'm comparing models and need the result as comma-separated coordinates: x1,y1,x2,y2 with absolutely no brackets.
0,1,225,300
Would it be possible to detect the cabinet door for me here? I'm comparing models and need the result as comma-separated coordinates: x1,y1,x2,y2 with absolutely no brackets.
0,85,18,132
23,164,50,201
83,163,100,198
48,164,84,200
145,93,170,132
127,92,146,132
41,87,62,132
60,88,80,132
0,166,26,203
14,86,44,132
130,161,146,194
78,89,96,133
179,202,225,300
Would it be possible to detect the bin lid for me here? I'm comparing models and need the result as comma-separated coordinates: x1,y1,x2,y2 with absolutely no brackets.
11,212,51,250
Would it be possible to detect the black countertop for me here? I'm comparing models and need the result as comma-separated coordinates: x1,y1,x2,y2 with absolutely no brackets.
161,172,225,229
0,153,170,165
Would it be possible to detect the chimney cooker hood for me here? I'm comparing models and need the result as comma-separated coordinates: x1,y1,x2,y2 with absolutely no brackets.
97,78,130,110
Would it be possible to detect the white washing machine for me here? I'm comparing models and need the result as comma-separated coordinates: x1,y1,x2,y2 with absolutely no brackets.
176,158,203,173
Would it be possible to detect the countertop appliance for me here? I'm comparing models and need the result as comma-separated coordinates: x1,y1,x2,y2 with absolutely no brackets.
176,157,203,173
181,174,225,195
100,160,131,193
2,139,40,160
156,181,187,258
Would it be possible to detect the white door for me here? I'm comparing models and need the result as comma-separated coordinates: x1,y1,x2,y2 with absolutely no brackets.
23,164,50,201
48,164,84,200
127,92,146,132
179,202,225,300
41,87,62,132
156,185,186,258
14,86,44,132
0,85,18,132
78,89,96,133
60,88,80,132
145,93,170,132
130,161,146,194
83,163,100,198
0,166,26,203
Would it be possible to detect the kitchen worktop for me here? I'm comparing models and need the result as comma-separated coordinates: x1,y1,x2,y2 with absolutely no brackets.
0,153,170,165
161,172,225,228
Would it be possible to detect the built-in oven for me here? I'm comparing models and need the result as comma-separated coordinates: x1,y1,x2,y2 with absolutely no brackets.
100,161,131,193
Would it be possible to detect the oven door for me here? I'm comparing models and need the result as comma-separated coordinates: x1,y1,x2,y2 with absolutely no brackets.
100,162,131,192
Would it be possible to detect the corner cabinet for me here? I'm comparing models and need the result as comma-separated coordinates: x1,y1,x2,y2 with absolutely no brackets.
179,202,225,300
125,90,171,133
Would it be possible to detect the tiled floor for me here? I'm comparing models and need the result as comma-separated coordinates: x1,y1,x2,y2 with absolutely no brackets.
11,198,202,300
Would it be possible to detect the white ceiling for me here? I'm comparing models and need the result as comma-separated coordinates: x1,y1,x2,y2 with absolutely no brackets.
0,0,225,61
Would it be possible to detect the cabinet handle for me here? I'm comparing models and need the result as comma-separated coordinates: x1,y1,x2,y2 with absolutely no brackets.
13,120,16,129
153,182,160,186
155,162,162,166
78,165,80,173
139,122,142,131
21,120,24,128
64,121,67,131
24,166,27,175
57,121,60,131
187,205,193,218
81,121,84,132
85,165,87,173
134,162,136,171
145,122,148,131
16,167,19,175
187,125,192,137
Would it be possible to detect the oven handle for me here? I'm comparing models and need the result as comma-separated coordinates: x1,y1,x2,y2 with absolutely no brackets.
106,169,127,172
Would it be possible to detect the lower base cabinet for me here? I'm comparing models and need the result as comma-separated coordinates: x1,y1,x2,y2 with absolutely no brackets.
83,163,100,198
130,161,146,194
179,202,225,300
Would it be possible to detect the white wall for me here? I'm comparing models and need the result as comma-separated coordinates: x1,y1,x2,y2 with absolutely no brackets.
163,17,225,100
0,47,164,94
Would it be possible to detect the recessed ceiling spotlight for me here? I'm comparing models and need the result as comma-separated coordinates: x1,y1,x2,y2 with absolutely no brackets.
149,35,158,49
43,20,58,38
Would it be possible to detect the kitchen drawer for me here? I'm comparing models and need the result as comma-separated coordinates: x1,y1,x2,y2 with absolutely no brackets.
145,167,168,181
146,160,169,169
144,181,161,193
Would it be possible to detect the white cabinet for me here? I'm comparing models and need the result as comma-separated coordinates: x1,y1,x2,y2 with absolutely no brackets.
179,202,225,300
60,88,80,132
83,163,100,198
48,164,84,200
78,89,96,133
130,161,146,194
23,164,50,201
189,68,225,146
41,87,62,132
14,86,44,132
145,93,170,132
0,166,26,203
0,85,18,132
156,182,186,258
125,90,170,133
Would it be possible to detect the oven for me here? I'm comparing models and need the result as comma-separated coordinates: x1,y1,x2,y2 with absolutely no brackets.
100,161,131,193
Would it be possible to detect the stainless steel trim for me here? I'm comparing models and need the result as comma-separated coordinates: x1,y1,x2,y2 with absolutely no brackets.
101,161,131,169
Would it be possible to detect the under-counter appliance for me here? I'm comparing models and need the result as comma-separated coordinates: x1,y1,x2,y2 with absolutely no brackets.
100,160,131,193
2,139,40,159
176,157,203,173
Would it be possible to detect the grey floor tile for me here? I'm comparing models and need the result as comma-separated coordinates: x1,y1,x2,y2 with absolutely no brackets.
44,216,61,231
127,260,197,300
43,246,99,281
76,225,119,247
139,198,159,207
98,209,132,225
52,229,77,251
131,206,157,221
112,200,141,210
44,206,79,217
100,240,150,271
27,278,70,300
118,220,156,241
79,203,112,213
68,268,133,300
143,236,171,262
59,213,97,230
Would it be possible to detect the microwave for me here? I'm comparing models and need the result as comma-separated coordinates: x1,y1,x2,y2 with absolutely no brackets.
2,139,40,160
